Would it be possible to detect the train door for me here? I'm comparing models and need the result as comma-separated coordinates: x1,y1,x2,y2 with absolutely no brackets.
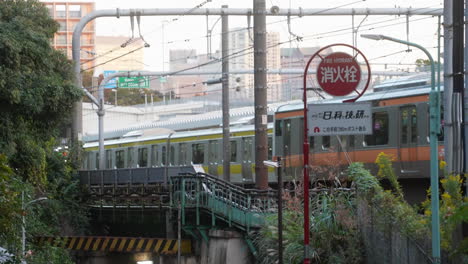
208,140,219,176
241,137,253,182
399,106,419,173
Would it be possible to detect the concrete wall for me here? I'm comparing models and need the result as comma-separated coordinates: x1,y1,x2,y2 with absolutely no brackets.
200,230,252,264
76,229,253,264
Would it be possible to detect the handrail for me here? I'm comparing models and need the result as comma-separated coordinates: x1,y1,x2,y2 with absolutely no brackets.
171,172,277,230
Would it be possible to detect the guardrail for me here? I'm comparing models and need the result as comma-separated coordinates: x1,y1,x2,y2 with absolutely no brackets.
78,166,196,207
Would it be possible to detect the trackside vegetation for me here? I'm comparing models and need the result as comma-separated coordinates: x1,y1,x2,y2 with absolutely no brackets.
254,153,467,263
0,0,86,263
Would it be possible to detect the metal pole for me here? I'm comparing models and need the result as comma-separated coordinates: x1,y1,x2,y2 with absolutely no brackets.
465,1,468,194
361,34,441,264
302,55,311,264
253,0,268,189
277,157,283,264
98,80,105,170
453,0,465,175
21,192,25,264
177,202,181,264
445,0,455,175
222,5,230,181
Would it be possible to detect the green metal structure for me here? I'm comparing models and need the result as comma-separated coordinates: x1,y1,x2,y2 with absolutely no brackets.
170,173,277,245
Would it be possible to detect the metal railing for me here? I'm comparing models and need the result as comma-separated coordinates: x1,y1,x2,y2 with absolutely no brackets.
171,173,277,231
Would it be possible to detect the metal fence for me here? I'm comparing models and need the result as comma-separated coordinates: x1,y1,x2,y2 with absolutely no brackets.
357,199,437,264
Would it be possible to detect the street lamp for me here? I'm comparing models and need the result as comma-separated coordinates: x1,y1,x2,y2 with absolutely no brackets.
21,192,48,264
111,89,117,106
361,34,441,263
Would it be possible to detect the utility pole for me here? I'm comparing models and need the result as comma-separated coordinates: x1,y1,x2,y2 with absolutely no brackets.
222,5,230,181
453,0,465,175
253,0,268,189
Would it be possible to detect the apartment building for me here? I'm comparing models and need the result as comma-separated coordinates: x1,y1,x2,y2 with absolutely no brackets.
42,1,96,70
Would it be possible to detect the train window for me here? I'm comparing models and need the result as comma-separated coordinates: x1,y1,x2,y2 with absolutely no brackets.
106,150,112,169
116,150,124,168
95,152,99,169
268,137,273,160
322,136,330,149
161,146,167,166
338,136,347,151
127,147,134,168
411,108,417,143
309,136,315,150
151,145,158,166
169,146,175,165
230,141,237,162
284,119,291,151
208,140,218,164
138,148,148,167
365,112,389,146
438,108,444,141
87,152,94,169
179,143,187,165
275,120,283,136
192,143,205,164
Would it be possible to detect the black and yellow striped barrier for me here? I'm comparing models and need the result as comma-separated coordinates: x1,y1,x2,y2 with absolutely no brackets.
36,237,191,254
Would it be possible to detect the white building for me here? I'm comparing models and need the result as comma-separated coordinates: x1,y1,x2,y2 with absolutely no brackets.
228,29,281,102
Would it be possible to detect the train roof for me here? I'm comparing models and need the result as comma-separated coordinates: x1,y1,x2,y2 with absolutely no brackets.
276,83,442,113
83,123,273,149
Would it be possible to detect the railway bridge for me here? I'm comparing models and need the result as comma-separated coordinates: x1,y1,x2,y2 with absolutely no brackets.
49,167,277,263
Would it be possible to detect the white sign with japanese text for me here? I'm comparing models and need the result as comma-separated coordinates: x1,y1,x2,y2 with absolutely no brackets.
307,102,372,136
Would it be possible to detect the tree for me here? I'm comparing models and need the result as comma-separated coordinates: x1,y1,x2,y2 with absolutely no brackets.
0,0,82,184
0,1,86,262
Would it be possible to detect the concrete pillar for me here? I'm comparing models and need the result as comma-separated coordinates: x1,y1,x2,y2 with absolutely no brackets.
200,230,252,264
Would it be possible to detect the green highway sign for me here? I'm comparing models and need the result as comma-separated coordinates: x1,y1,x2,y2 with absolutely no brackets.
118,76,150,88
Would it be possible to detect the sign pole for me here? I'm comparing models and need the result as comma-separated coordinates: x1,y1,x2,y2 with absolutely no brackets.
302,43,370,263
302,57,313,264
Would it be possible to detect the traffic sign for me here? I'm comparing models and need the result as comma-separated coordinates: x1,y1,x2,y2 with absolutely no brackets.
118,76,150,88
307,102,372,136
103,70,117,89
317,52,361,96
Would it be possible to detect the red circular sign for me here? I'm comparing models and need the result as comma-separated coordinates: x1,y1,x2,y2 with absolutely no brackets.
317,52,361,96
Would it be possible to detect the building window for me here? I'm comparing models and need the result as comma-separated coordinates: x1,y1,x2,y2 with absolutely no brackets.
69,21,78,32
58,21,67,31
56,5,66,18
46,5,54,17
56,35,67,45
69,5,82,18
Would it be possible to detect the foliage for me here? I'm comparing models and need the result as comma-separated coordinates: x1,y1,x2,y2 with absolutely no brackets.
0,1,87,263
253,186,363,264
0,0,82,185
375,153,403,199
108,88,163,106
422,173,468,256
353,153,468,260
0,155,21,245
348,160,428,239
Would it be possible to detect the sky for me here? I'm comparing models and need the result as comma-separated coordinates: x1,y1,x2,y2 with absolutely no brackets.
81,0,443,72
